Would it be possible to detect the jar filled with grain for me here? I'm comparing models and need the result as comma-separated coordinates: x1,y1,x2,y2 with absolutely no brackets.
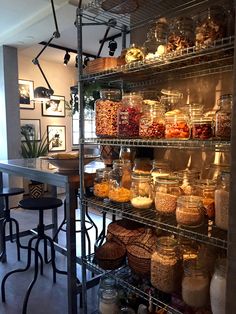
151,236,182,293
93,168,111,199
130,173,154,209
155,176,182,215
215,94,232,140
108,159,132,203
215,170,230,230
176,195,204,227
95,89,122,138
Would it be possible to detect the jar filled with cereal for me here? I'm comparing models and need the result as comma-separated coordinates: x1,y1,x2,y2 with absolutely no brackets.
118,93,143,138
95,89,122,138
151,236,182,293
130,173,153,209
93,168,111,199
155,176,182,215
215,170,230,230
108,159,132,203
215,94,232,140
165,114,190,139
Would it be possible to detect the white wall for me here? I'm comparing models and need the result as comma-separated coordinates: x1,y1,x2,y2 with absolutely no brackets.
18,52,77,152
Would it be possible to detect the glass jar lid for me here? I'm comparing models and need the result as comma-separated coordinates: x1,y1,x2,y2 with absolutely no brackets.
131,172,152,181
155,176,179,185
156,236,177,250
101,289,118,301
100,89,121,100
122,92,143,105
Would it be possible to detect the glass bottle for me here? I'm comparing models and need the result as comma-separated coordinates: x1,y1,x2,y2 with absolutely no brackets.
93,168,111,199
151,236,182,293
215,170,230,230
210,259,227,314
155,176,182,215
98,288,119,314
176,195,204,228
118,93,143,138
108,159,132,203
165,114,190,139
151,160,171,182
95,89,122,138
130,173,153,209
192,117,213,140
215,94,232,140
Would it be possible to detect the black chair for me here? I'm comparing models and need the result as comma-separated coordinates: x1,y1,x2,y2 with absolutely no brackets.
0,187,24,262
1,197,67,314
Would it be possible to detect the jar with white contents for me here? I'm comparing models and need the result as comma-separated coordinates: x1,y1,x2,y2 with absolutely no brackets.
130,173,153,209
98,289,119,314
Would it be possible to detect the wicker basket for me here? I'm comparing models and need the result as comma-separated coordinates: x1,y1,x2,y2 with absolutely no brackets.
95,240,126,270
107,219,145,246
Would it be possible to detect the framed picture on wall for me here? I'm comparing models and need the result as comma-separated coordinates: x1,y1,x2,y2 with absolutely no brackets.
19,79,35,109
47,125,66,152
20,119,41,141
42,95,65,117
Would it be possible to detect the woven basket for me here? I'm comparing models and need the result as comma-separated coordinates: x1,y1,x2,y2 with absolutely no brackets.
95,240,126,270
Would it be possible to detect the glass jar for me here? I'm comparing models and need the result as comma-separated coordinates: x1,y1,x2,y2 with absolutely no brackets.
215,94,232,140
143,23,158,54
95,89,122,138
215,170,230,230
160,89,183,112
93,168,110,199
125,44,145,64
177,169,200,195
98,288,119,314
192,117,213,140
139,103,165,138
167,16,194,52
133,158,152,175
204,163,230,181
198,244,218,277
98,275,116,299
176,195,204,227
178,237,198,265
165,114,190,139
108,159,132,203
195,179,217,219
118,93,143,138
210,259,227,314
130,173,153,209
151,236,182,293
155,176,182,215
154,17,169,56
195,6,227,48
182,263,209,308
151,160,171,182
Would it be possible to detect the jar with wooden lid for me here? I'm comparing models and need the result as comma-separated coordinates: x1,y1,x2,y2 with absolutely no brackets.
176,195,204,227
215,170,230,230
215,94,232,140
130,173,153,209
151,236,182,293
93,168,110,199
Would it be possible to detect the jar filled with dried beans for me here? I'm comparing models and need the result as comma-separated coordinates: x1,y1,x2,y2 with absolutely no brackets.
215,94,232,140
95,89,122,138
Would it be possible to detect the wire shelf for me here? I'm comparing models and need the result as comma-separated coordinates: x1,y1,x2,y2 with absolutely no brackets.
84,255,183,314
84,196,227,250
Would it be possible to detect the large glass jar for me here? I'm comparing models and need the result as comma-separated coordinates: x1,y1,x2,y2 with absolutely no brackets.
133,158,152,175
139,103,165,138
195,179,217,219
182,263,210,308
93,168,110,199
108,159,132,203
165,114,190,139
98,288,119,314
176,195,204,228
151,236,182,293
151,160,171,182
177,169,200,195
95,89,122,137
192,117,213,140
118,93,143,138
160,89,183,112
215,94,232,140
130,173,153,209
155,176,182,215
210,259,227,314
215,170,230,230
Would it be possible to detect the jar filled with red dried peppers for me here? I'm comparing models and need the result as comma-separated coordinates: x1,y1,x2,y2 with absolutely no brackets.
95,89,122,138
118,93,143,138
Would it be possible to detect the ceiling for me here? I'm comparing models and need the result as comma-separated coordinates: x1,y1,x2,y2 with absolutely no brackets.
0,0,127,66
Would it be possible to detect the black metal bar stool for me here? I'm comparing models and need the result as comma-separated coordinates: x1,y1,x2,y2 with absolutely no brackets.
0,187,24,263
1,197,67,314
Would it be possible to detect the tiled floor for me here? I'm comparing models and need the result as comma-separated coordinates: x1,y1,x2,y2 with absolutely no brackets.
0,199,110,314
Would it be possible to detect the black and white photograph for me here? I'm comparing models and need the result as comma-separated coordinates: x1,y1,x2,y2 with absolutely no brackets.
19,79,35,109
20,119,41,141
47,125,66,152
42,95,65,117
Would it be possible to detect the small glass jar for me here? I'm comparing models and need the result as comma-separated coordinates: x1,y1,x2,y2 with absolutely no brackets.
176,195,204,228
98,289,119,314
108,159,132,203
151,160,171,182
125,44,145,64
130,173,153,209
165,114,190,139
98,275,116,299
133,158,152,175
182,263,210,308
155,176,182,215
95,89,122,138
151,236,182,293
215,94,232,140
210,259,227,314
195,179,217,219
93,168,110,199
118,93,143,138
177,169,200,195
192,117,213,140
139,103,165,138
215,170,230,230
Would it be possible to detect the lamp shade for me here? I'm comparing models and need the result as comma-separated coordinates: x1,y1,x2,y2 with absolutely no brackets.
34,86,54,101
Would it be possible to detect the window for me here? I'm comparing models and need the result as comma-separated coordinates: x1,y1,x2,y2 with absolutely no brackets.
72,109,96,145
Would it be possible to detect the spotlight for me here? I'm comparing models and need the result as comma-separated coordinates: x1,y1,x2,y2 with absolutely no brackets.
64,50,70,66
108,39,117,56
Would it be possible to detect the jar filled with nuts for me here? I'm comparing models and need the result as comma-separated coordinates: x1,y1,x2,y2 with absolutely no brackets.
130,173,154,209
165,114,190,139
95,89,122,138
93,168,111,199
155,176,182,215
215,94,232,140
118,93,143,138
108,159,132,203
192,116,213,140
151,236,182,293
